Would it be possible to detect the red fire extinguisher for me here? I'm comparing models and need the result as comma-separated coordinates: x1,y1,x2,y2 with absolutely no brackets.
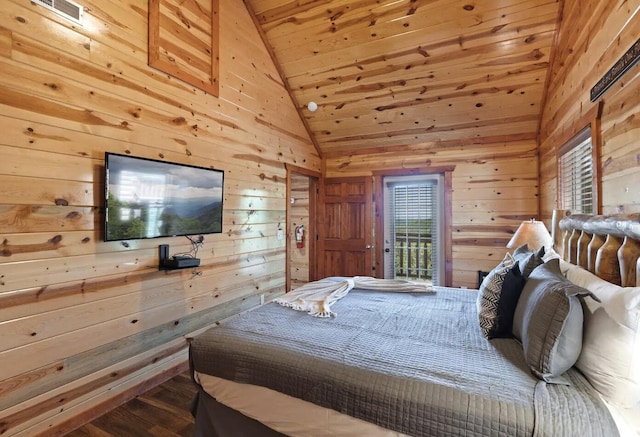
295,225,304,248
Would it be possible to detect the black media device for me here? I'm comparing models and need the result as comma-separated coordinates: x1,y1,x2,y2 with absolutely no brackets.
164,256,201,269
158,244,200,270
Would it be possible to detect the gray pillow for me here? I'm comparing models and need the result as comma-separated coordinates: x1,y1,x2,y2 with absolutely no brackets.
513,259,596,383
511,258,566,341
512,244,544,279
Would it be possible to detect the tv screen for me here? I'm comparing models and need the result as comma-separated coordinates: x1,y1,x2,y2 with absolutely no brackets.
104,153,224,241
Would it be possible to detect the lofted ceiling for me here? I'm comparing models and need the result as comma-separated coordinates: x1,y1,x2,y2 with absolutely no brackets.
245,0,561,157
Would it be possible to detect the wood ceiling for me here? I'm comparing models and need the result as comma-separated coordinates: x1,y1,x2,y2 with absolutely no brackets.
245,0,561,157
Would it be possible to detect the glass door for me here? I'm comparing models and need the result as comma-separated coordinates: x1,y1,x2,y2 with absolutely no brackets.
383,174,444,284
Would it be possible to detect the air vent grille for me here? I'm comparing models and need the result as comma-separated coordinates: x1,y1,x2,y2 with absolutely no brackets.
32,0,83,25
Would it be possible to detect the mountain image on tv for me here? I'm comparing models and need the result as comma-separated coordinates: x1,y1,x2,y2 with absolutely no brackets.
106,195,223,240
105,154,224,241
160,198,224,236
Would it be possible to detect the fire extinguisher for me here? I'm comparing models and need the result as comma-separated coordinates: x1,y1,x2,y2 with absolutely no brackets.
295,225,304,249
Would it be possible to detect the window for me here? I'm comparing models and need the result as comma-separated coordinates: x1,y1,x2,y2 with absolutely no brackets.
558,127,595,214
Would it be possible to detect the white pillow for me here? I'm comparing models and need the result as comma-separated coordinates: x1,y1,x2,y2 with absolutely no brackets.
561,261,640,409
561,260,639,332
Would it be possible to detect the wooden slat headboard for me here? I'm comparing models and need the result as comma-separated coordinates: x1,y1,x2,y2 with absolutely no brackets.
552,212,640,287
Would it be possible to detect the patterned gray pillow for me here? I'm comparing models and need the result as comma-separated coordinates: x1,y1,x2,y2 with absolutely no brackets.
478,260,526,339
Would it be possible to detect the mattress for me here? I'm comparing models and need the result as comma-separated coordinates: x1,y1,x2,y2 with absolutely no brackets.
189,287,618,436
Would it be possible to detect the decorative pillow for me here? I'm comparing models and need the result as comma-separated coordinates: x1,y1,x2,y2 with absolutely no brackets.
476,253,514,313
512,244,544,279
478,260,526,339
561,261,640,409
512,259,596,383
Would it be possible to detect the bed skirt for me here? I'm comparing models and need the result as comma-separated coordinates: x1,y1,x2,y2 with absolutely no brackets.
191,386,287,437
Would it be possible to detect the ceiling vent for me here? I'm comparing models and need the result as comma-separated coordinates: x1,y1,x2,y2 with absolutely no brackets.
32,0,83,25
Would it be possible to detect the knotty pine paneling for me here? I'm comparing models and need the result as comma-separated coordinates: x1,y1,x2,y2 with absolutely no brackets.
289,172,311,290
539,0,640,217
247,0,560,154
0,0,318,435
325,139,538,288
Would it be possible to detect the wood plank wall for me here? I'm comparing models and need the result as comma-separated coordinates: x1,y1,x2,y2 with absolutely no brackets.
0,0,319,435
325,139,539,288
289,172,311,290
539,0,640,216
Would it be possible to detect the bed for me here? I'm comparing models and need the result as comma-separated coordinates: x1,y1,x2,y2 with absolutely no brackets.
188,212,640,437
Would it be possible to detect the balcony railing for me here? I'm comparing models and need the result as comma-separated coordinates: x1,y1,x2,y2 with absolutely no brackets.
393,233,434,281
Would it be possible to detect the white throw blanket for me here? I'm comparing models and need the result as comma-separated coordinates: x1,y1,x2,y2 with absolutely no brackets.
274,276,436,317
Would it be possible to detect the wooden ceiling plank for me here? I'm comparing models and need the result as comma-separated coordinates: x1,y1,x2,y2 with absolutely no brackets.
279,16,557,83
282,37,555,106
310,118,542,149
262,0,552,42
297,65,549,115
300,68,547,115
267,1,558,67
250,0,333,23
319,121,538,154
313,103,542,141
307,100,543,138
323,137,537,160
260,0,469,37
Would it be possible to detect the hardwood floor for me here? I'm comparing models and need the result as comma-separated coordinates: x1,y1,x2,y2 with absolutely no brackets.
66,372,197,437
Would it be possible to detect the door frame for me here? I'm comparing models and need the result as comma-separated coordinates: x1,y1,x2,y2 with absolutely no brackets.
373,166,455,286
285,164,320,291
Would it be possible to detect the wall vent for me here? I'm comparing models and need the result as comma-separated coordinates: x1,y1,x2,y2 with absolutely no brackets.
32,0,83,25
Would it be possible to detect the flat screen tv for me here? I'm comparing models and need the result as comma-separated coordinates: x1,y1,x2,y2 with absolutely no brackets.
104,153,224,241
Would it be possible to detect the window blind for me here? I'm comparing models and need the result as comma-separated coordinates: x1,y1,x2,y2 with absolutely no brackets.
559,128,594,214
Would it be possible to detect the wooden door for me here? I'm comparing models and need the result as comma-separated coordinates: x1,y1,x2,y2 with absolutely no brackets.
318,177,373,278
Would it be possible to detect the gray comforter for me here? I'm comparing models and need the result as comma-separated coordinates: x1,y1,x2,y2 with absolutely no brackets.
189,287,618,436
